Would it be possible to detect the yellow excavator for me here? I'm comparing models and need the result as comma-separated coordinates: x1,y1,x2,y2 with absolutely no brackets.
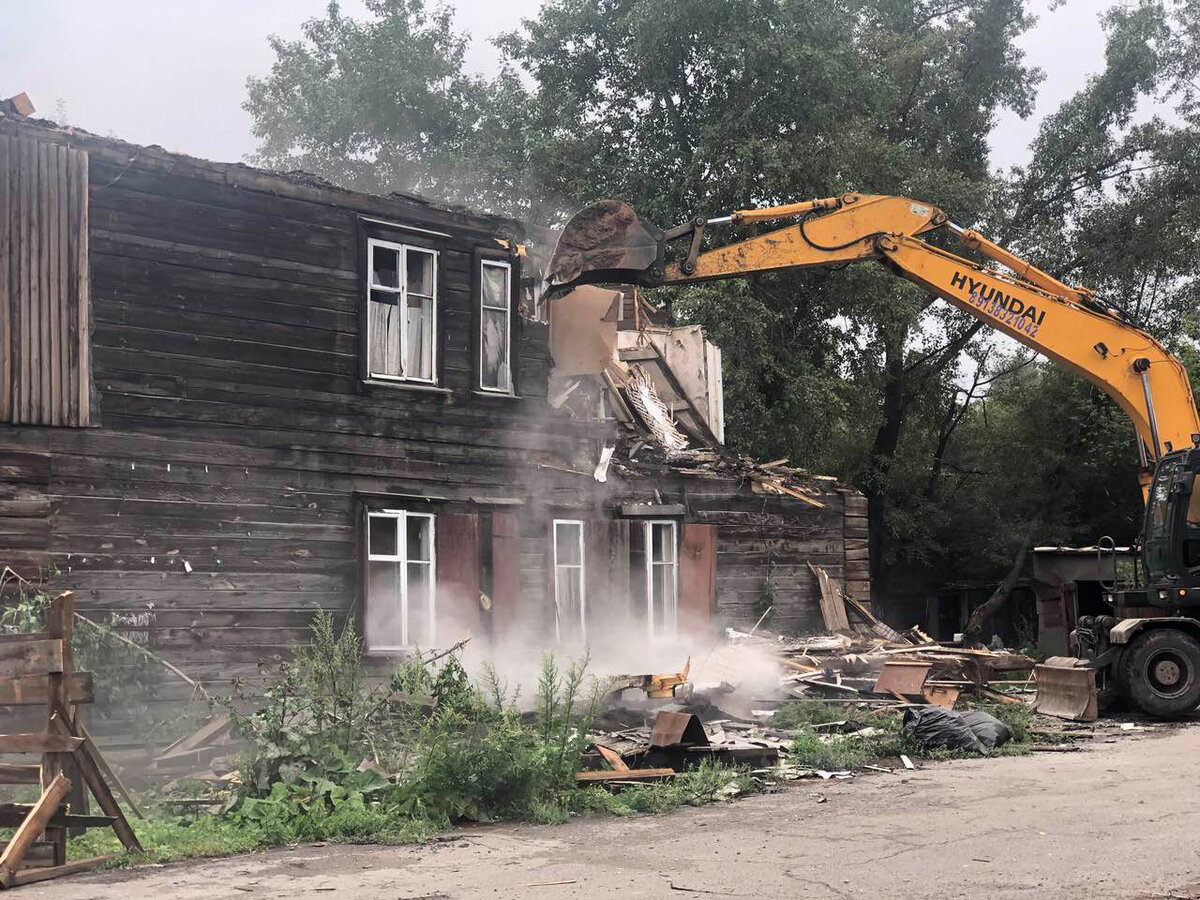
545,192,1200,718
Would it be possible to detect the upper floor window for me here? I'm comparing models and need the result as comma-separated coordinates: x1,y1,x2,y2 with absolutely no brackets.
480,259,512,393
367,239,437,384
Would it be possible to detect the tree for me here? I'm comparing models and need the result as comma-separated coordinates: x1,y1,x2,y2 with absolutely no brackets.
245,0,1200,622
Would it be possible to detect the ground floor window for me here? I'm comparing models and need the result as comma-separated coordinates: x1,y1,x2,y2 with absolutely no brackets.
365,510,436,651
645,520,679,637
553,519,585,642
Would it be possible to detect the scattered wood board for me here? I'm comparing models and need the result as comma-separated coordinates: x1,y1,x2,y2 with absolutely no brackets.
807,563,850,632
922,685,962,709
595,744,630,772
575,768,675,783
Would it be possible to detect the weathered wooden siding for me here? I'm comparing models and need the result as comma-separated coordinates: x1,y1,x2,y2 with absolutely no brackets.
0,133,91,426
0,119,608,704
610,473,854,633
0,120,869,742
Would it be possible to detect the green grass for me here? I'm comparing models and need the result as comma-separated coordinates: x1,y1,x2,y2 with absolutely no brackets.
68,804,442,869
68,762,762,868
68,813,266,867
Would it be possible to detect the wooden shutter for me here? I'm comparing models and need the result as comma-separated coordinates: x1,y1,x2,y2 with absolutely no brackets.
0,132,90,426
435,513,481,645
491,513,522,641
585,519,630,624
679,523,717,638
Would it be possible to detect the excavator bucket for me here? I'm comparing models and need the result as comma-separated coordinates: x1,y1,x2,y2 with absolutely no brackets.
1033,657,1098,721
545,200,663,293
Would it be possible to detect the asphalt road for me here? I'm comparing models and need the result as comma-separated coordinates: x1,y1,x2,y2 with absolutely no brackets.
45,724,1200,900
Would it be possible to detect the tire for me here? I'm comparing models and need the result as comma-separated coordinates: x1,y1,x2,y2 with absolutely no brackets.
1124,629,1200,719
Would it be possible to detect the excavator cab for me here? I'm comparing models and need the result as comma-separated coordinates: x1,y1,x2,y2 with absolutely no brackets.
1141,448,1200,603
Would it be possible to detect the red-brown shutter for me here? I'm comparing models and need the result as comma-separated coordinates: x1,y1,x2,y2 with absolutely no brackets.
585,519,630,638
491,512,521,641
435,512,481,645
679,523,717,639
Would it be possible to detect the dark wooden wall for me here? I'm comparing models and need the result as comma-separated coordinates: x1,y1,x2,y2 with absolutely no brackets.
0,120,610,712
0,119,868,739
604,471,855,634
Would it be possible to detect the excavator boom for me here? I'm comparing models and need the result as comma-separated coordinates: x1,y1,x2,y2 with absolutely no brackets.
546,192,1200,489
546,189,1200,719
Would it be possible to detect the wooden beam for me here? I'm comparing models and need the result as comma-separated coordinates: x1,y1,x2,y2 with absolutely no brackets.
0,639,63,677
0,771,70,888
574,768,675,782
49,708,142,851
0,804,113,829
78,722,143,820
6,855,116,887
0,672,93,706
0,733,82,753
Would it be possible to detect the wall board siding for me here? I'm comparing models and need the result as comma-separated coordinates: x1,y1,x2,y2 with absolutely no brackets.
0,133,90,425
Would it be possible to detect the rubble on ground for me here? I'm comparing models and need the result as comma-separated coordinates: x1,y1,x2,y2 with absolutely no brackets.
577,622,1041,785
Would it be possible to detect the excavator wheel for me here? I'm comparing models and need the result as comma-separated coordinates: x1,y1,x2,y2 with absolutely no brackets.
1124,629,1200,719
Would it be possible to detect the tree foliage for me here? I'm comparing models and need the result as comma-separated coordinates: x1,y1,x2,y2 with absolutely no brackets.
245,0,1200,614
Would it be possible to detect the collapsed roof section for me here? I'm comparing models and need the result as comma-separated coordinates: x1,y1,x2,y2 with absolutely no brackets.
548,285,722,450
547,284,831,509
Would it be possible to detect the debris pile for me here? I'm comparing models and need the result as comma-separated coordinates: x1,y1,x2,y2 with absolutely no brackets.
729,625,1036,709
577,603,1038,784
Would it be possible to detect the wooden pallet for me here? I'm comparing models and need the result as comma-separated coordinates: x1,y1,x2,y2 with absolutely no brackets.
0,591,141,888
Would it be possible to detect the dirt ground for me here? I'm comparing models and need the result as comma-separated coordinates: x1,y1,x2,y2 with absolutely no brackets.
43,724,1200,900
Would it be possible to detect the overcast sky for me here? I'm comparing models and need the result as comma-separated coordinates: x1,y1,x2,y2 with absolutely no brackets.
4,0,1110,177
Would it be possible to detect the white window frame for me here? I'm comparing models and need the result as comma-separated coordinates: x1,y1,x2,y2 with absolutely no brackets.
366,238,439,384
644,520,679,638
365,509,437,651
552,518,586,643
479,258,513,393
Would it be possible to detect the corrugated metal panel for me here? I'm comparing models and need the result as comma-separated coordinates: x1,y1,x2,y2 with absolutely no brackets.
0,133,90,426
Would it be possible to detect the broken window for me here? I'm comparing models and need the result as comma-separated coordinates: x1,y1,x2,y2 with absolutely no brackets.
645,521,679,637
367,239,437,383
480,259,512,393
553,519,585,642
365,510,436,651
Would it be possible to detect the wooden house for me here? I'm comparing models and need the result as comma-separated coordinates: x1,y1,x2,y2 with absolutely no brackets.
0,113,869,707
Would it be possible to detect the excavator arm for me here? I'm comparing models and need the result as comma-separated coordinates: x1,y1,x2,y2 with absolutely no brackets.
545,192,1200,490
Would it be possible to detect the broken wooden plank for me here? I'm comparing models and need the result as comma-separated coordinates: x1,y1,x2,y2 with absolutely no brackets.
159,713,232,757
900,755,915,771
807,563,850,632
922,685,962,709
978,686,1026,706
595,744,630,772
574,768,675,783
0,772,70,888
873,661,932,697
